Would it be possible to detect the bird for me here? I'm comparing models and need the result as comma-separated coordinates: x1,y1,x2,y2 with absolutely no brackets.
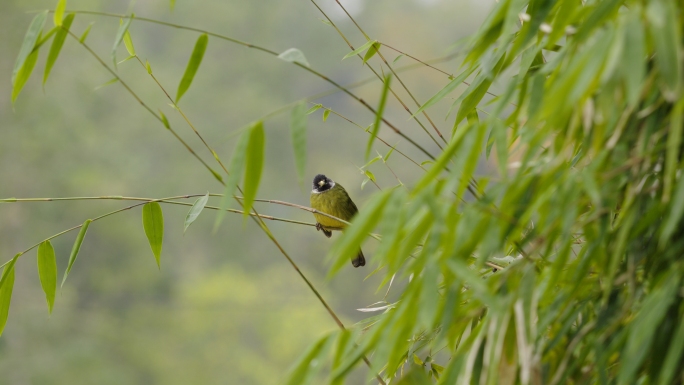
310,174,365,267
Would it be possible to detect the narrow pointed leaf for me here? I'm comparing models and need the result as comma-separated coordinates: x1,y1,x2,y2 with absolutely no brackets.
363,42,381,63
0,263,16,337
37,241,57,314
342,39,376,60
305,104,322,115
79,23,93,43
142,202,164,268
323,109,330,122
94,78,119,90
12,42,40,103
412,67,475,117
176,33,208,103
366,75,391,160
54,0,66,26
284,333,334,385
646,0,682,101
111,16,134,68
290,102,308,184
184,193,209,233
123,30,135,56
44,13,74,86
242,121,265,218
159,110,170,128
277,48,310,67
61,219,91,287
13,10,47,84
146,60,152,74
214,129,250,230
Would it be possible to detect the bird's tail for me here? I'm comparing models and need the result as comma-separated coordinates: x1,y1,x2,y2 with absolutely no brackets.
352,249,366,268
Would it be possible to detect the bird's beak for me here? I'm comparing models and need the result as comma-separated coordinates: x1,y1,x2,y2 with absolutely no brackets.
318,180,325,187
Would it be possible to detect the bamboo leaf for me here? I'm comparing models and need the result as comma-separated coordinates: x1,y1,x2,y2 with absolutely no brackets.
0,262,16,337
363,42,381,63
646,0,682,101
53,0,66,26
142,203,164,268
43,13,74,86
111,15,134,68
366,75,392,160
277,48,310,67
146,60,152,74
79,22,93,43
94,78,119,90
37,241,57,314
12,40,40,103
305,104,322,115
123,30,136,56
322,109,330,122
242,121,265,218
214,129,250,230
412,67,475,117
184,193,209,233
342,39,376,60
176,33,208,103
284,333,334,385
290,102,308,185
663,98,684,202
13,10,47,85
61,219,91,287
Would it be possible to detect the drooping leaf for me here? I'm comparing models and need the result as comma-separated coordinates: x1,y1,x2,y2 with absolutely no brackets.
142,202,164,268
12,40,40,103
278,48,310,67
13,10,47,85
37,241,57,314
61,219,91,287
366,75,392,160
0,263,16,337
214,128,250,230
322,109,330,122
43,12,74,86
53,0,66,26
342,39,376,60
176,33,208,103
363,42,381,63
111,15,134,68
184,193,209,233
242,121,265,218
290,102,308,185
79,22,93,43
284,333,334,385
123,30,135,56
159,110,170,129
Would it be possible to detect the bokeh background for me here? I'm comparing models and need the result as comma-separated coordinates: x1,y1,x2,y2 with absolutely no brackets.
0,0,493,383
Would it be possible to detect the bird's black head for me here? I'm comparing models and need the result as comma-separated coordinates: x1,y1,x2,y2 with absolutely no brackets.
312,174,334,193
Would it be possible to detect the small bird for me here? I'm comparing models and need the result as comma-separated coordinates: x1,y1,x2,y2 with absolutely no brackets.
310,174,365,267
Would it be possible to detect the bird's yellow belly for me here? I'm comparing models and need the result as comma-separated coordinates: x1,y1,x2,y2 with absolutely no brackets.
311,190,350,229
313,212,347,229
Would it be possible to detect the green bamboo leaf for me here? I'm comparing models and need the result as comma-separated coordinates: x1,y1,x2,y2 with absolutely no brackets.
393,54,404,64
176,33,208,103
94,78,119,90
214,128,250,230
61,219,91,287
0,262,16,337
290,102,308,185
146,60,152,74
117,55,136,65
53,0,66,26
184,193,209,233
43,13,74,86
342,39,376,60
322,109,330,122
12,40,40,103
659,164,684,246
111,15,134,68
618,270,680,383
658,303,684,385
284,333,334,385
13,10,47,85
37,241,57,314
622,9,645,107
242,121,265,218
328,189,393,275
646,0,682,101
367,75,391,160
159,110,170,129
142,202,164,269
170,0,175,11
123,30,135,56
277,48,310,67
412,67,475,118
663,98,684,202
79,22,93,43
305,104,322,115
363,42,381,63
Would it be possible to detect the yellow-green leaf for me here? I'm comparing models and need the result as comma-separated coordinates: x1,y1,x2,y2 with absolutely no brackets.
322,109,330,122
0,262,16,337
290,102,307,184
184,193,209,233
43,13,74,86
61,219,91,287
176,33,208,103
146,59,152,74
13,10,47,85
363,42,381,63
12,41,40,103
342,39,376,60
111,15,134,68
366,74,391,160
79,22,93,43
142,202,164,268
37,241,57,314
53,0,66,26
646,0,682,101
123,30,135,56
242,121,265,218
214,128,250,231
159,110,170,129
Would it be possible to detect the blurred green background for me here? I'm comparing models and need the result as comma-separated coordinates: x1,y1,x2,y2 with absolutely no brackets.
0,0,492,383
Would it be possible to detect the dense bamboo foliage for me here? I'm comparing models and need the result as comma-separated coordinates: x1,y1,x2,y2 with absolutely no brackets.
4,0,684,383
